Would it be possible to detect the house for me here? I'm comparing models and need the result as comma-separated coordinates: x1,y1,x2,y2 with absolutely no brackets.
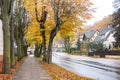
83,30,99,42
81,30,99,54
0,20,3,55
94,27,115,49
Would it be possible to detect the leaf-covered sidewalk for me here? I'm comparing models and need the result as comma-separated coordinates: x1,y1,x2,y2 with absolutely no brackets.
13,55,52,80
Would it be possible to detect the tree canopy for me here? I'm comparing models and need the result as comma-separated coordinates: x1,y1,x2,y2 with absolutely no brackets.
22,0,94,63
112,0,120,47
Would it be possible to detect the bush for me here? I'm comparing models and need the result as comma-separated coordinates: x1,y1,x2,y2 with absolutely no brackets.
76,38,82,50
88,42,109,53
70,47,77,53
88,52,94,56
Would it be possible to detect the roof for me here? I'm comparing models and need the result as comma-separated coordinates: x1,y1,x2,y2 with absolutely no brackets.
94,27,115,42
84,30,97,39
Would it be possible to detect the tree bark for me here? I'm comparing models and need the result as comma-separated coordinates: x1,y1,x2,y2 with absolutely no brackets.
39,44,42,57
47,23,60,64
41,24,47,61
34,46,40,57
21,40,25,57
10,16,16,68
17,38,22,61
23,45,28,56
2,0,11,73
47,37,53,64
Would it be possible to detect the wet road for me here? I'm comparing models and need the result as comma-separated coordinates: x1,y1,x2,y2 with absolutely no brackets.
52,52,120,80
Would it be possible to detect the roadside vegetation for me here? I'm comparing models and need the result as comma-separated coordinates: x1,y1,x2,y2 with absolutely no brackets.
36,58,93,80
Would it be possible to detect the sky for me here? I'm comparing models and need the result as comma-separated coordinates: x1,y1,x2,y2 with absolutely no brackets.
86,0,114,25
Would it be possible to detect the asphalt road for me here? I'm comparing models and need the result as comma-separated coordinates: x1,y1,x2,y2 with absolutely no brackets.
52,52,120,80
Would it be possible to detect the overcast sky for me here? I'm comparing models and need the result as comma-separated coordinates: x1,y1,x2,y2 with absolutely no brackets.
86,0,114,25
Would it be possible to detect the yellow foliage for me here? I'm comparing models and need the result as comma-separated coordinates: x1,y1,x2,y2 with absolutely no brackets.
25,20,42,46
22,0,93,46
58,19,77,43
44,18,55,31
23,0,54,46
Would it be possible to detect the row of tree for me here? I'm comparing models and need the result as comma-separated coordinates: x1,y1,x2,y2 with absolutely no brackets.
62,0,120,54
0,0,119,74
0,0,94,74
0,0,28,74
23,0,93,63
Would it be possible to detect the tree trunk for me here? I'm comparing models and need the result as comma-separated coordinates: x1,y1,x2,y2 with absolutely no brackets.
47,24,60,64
2,2,11,73
17,38,22,61
34,46,40,57
64,37,70,53
23,45,28,56
21,40,25,57
10,42,16,68
41,26,47,61
39,44,42,57
35,4,47,61
47,37,53,64
10,16,16,68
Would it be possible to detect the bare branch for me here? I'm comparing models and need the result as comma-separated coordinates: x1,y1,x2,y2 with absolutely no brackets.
35,1,40,22
40,6,47,23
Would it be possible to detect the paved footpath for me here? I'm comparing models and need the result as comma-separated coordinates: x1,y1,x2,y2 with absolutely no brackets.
13,55,52,80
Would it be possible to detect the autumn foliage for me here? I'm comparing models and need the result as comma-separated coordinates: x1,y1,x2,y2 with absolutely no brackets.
89,15,112,31
0,57,26,80
23,0,93,46
41,61,92,80
0,55,3,73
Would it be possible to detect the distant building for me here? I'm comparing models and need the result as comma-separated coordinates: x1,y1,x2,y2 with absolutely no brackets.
53,40,64,52
81,30,99,54
81,27,116,53
83,30,99,42
94,27,115,49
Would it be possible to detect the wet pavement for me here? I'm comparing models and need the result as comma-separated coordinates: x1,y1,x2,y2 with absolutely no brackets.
13,55,52,80
52,52,120,80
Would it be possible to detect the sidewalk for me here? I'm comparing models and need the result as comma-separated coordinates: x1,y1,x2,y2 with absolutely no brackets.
13,55,52,80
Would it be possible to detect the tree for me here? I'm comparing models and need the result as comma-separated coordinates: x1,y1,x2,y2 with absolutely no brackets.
14,0,28,61
35,0,48,61
76,38,82,51
88,15,112,31
112,0,120,47
47,0,93,63
10,14,16,68
22,0,93,63
57,19,76,53
23,0,46,60
25,20,42,57
23,0,55,62
0,0,15,74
